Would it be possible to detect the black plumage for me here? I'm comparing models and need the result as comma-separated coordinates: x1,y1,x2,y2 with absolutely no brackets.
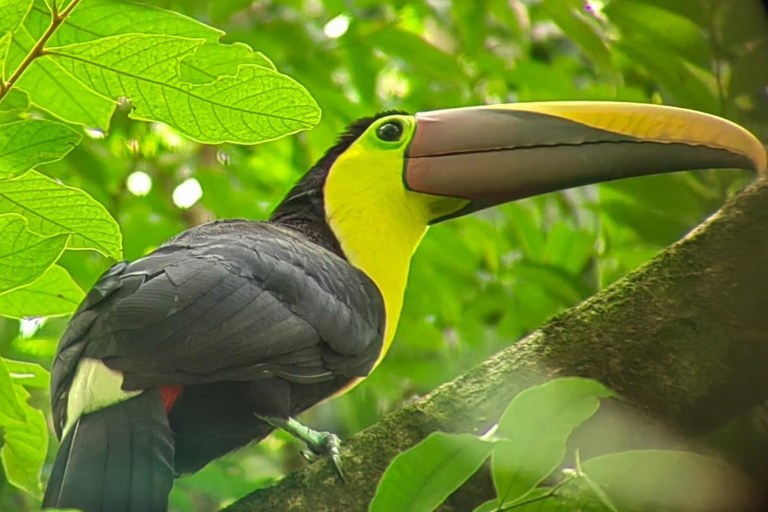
48,222,384,478
43,114,405,511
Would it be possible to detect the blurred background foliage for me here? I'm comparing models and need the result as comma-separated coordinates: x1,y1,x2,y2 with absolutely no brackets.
1,0,767,510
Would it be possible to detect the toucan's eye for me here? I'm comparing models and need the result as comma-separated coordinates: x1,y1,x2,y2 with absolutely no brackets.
376,121,403,142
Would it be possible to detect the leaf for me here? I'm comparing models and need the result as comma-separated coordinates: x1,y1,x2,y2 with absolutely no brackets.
0,88,28,111
581,450,754,511
0,355,25,424
0,0,33,35
0,120,81,179
0,383,48,497
492,378,613,506
179,42,275,84
48,0,221,46
0,264,83,318
366,26,463,79
6,336,57,360
0,171,122,259
8,25,115,129
47,34,321,144
541,0,611,69
0,214,67,294
603,0,710,68
28,0,275,79
3,358,49,389
0,32,11,80
370,432,495,512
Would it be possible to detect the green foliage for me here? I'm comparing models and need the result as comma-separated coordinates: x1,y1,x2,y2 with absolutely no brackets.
492,379,612,506
0,0,320,504
0,0,765,510
0,214,68,294
48,35,319,144
0,120,80,179
0,171,121,258
370,378,747,512
370,432,495,512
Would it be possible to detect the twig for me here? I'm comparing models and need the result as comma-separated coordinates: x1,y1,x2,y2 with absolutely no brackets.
0,0,82,101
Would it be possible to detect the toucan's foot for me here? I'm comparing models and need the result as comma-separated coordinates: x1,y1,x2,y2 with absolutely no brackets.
257,415,345,481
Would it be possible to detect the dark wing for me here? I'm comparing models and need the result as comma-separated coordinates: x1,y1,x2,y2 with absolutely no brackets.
51,221,384,437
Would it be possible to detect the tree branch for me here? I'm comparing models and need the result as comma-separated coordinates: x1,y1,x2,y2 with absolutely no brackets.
225,177,768,512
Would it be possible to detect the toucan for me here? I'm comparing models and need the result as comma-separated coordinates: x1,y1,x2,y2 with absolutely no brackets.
42,102,765,511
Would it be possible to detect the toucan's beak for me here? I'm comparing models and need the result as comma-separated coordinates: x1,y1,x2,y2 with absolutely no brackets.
404,102,766,222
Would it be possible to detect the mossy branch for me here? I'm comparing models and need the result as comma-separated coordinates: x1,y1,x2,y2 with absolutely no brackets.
224,177,768,512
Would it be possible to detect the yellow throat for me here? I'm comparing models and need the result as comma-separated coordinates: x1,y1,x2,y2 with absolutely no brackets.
324,140,429,367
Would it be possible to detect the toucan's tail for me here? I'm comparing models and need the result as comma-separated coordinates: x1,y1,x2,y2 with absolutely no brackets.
43,389,175,512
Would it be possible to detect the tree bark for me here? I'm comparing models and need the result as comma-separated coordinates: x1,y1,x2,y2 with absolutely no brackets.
225,177,768,512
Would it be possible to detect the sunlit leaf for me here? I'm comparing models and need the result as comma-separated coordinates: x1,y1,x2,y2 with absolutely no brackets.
8,25,115,129
47,0,221,46
0,0,33,35
0,171,122,259
492,378,613,506
0,88,28,111
0,119,81,179
179,42,275,84
3,358,50,389
47,34,320,144
0,32,11,79
0,214,68,294
0,355,26,424
370,432,495,512
0,264,83,318
0,383,47,497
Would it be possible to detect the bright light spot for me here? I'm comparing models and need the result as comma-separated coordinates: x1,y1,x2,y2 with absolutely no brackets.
153,123,184,149
585,1,606,19
19,318,45,338
84,128,106,139
127,171,152,196
172,178,203,209
377,68,410,99
324,14,350,39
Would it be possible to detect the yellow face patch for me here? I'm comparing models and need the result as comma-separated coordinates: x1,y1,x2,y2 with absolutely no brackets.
323,115,463,374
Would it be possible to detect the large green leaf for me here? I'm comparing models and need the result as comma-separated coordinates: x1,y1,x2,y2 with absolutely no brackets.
0,213,68,294
0,355,25,424
0,32,11,80
0,171,122,259
8,25,115,129
42,0,221,46
581,450,753,511
0,119,81,179
492,378,613,506
0,88,28,111
179,42,275,84
0,264,83,318
370,432,495,512
0,0,32,35
0,383,48,497
3,358,50,389
46,34,320,144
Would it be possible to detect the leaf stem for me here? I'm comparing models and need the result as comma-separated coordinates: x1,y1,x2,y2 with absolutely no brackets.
0,0,82,101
